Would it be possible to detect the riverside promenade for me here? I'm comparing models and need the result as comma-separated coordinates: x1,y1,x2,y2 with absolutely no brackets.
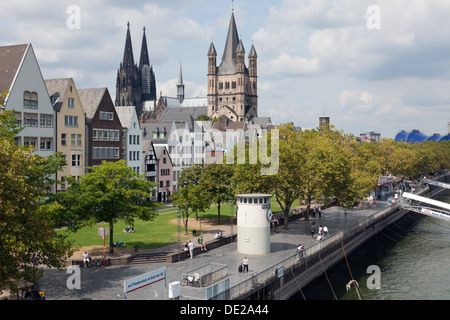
36,199,392,300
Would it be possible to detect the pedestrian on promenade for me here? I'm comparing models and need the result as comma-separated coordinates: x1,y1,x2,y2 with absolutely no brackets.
242,257,249,272
344,209,348,217
318,207,322,218
323,226,328,236
189,240,194,259
310,225,315,238
297,244,304,259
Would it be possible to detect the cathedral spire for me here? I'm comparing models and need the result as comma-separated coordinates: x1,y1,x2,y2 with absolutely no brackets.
139,26,150,69
123,22,134,68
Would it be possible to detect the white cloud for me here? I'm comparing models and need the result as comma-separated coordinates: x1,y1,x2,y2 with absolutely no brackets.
1,0,449,138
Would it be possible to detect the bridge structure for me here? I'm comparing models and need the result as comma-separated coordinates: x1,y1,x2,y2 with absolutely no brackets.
399,178,450,222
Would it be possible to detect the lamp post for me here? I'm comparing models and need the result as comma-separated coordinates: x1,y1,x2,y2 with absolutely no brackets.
229,199,234,236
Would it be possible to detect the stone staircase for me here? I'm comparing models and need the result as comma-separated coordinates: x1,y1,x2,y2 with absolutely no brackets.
127,251,170,264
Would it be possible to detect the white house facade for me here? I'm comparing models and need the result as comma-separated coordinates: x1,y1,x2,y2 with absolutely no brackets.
115,106,143,174
0,44,55,157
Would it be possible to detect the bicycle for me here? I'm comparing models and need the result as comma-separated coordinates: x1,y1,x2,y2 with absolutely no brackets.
182,273,201,287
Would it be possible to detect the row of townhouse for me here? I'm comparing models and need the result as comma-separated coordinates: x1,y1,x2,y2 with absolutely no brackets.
140,109,274,198
1,43,273,201
0,43,171,199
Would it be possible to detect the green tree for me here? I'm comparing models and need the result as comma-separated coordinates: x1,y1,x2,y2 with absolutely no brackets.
0,101,72,294
200,163,234,223
170,184,209,234
55,160,160,253
233,123,302,228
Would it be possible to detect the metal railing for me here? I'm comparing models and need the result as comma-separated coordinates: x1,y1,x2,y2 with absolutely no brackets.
208,175,449,300
182,263,228,287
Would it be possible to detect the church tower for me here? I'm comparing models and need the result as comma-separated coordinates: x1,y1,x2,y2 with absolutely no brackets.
207,11,258,122
115,23,156,117
177,61,185,103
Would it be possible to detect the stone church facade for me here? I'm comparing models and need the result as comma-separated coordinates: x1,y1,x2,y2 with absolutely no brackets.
115,23,157,118
207,12,258,122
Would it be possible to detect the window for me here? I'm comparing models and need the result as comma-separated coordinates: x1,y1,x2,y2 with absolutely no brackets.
71,154,81,167
14,112,22,126
24,113,38,127
99,111,114,120
68,98,75,108
70,134,82,146
93,129,98,140
61,133,66,146
64,115,78,127
61,177,66,190
115,148,119,158
23,137,37,148
23,91,38,109
40,138,53,151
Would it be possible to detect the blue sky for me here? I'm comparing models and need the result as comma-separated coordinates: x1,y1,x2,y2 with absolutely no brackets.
1,0,449,138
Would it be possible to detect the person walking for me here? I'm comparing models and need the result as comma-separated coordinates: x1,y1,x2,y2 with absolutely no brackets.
189,240,194,259
242,257,249,272
297,244,304,260
310,224,315,238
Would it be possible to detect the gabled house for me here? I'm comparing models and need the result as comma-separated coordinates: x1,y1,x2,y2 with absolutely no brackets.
115,105,143,174
142,140,158,201
154,145,173,202
78,87,123,170
0,43,55,157
45,78,86,190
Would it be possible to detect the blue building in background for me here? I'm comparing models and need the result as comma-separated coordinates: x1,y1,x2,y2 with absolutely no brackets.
394,129,450,143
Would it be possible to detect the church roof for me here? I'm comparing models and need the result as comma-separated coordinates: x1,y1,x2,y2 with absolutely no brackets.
218,12,240,75
208,42,217,56
249,44,257,58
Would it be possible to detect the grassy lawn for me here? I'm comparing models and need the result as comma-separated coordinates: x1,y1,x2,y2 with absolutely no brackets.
59,197,292,251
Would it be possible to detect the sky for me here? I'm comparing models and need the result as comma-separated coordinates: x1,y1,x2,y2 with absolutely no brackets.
1,0,449,139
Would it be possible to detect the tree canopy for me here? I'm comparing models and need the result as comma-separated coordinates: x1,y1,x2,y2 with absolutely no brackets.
0,99,73,294
54,160,160,253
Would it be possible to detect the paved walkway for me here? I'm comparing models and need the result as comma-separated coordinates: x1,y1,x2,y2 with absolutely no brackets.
35,199,393,300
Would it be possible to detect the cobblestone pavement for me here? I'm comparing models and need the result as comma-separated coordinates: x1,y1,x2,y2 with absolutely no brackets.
37,201,391,300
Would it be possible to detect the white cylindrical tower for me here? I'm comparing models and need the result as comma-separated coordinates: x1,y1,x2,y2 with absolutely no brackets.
236,193,273,255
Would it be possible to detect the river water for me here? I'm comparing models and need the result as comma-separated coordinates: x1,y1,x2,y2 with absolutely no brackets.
299,189,450,300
